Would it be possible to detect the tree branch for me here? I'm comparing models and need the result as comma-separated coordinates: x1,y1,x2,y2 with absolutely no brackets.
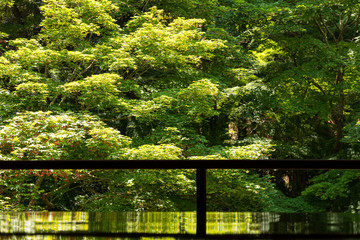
319,14,338,44
70,60,97,82
309,78,326,95
78,60,97,77
44,63,49,78
314,17,330,47
336,13,349,42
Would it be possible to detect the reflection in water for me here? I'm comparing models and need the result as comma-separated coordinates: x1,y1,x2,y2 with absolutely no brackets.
88,212,196,234
0,211,359,239
0,212,89,233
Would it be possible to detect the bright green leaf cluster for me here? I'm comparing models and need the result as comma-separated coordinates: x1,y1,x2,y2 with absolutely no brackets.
0,111,131,160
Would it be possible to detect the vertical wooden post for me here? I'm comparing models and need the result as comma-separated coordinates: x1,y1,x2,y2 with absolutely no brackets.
196,167,206,236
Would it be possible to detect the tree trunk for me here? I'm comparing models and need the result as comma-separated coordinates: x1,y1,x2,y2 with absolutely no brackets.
12,4,24,25
333,68,345,153
228,121,238,141
272,170,315,197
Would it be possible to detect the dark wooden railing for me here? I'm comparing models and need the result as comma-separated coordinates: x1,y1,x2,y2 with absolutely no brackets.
1,159,360,239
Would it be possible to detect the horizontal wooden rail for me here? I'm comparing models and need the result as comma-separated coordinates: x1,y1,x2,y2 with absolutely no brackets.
1,159,360,238
0,159,360,169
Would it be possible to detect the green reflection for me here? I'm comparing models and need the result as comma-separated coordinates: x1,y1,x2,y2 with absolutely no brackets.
0,237,177,240
0,211,360,239
88,212,196,234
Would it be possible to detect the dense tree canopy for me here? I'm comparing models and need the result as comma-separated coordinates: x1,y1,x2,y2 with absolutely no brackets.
0,0,359,212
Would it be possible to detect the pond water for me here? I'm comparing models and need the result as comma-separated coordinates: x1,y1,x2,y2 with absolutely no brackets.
0,211,360,239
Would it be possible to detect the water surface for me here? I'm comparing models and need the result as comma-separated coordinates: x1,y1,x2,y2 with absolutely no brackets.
0,211,360,239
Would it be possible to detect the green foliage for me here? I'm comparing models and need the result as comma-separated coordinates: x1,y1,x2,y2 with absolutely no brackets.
207,170,277,211
39,0,119,49
6,39,61,70
0,88,18,124
0,56,39,88
0,0,43,39
249,0,360,153
0,32,8,54
107,0,219,29
178,79,219,123
1,0,360,213
73,169,196,211
0,0,14,9
224,142,274,159
302,170,360,211
103,7,226,77
15,82,49,109
0,169,91,211
62,73,122,110
187,138,274,162
264,194,322,213
114,144,182,160
342,119,360,158
0,111,131,160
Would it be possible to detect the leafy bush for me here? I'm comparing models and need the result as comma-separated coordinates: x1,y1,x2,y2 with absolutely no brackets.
207,170,278,211
0,111,131,160
113,144,182,160
302,170,360,212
